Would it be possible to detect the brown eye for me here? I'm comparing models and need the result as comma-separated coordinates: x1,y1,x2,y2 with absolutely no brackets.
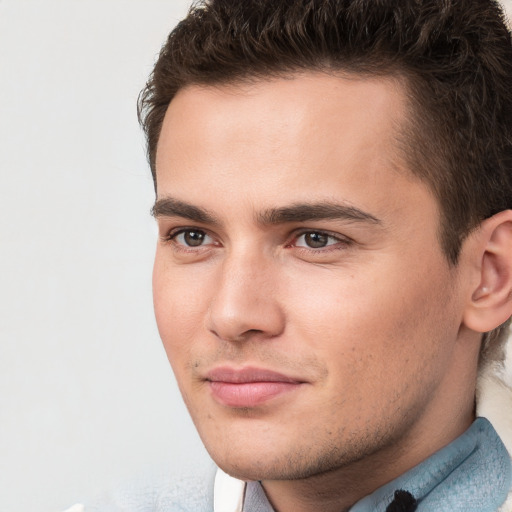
303,232,329,248
173,229,211,247
184,230,205,246
293,231,348,250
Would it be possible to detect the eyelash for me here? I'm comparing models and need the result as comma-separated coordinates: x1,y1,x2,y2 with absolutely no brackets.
163,228,216,252
163,227,352,253
290,230,352,252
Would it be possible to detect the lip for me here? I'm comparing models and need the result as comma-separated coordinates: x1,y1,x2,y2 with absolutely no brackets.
205,366,304,408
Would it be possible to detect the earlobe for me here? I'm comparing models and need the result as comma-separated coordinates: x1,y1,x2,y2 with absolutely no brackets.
463,210,512,334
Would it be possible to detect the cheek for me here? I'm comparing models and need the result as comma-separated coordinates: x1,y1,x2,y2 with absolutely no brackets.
283,259,458,388
152,254,210,367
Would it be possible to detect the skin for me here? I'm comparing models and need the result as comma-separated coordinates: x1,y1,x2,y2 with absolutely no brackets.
152,73,486,512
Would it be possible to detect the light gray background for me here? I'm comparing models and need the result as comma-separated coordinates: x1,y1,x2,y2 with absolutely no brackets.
0,2,208,511
1,1,511,511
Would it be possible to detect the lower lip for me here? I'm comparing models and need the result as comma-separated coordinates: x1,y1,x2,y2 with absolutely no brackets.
209,381,301,408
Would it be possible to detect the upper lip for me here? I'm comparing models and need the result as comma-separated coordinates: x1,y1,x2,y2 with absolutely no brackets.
205,366,304,384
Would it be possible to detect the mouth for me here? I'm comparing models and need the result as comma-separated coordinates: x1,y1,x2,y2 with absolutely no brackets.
205,366,305,408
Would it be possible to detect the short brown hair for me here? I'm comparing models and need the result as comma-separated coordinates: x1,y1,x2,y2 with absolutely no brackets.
138,0,512,354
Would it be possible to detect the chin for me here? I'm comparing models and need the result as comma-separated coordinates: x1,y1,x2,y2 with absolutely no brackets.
202,434,349,482
214,456,303,482
202,436,303,481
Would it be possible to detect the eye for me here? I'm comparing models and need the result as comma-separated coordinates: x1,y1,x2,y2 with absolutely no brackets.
294,231,345,249
171,229,214,247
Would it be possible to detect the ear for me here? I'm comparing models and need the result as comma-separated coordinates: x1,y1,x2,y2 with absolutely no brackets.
463,210,512,333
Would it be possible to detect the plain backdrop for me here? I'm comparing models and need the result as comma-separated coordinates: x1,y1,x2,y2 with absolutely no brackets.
1,1,511,511
0,1,209,511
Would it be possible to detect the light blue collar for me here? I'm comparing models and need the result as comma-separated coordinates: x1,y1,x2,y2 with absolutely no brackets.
245,417,512,511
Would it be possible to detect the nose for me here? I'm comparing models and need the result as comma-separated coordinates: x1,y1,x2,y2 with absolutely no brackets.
206,250,285,342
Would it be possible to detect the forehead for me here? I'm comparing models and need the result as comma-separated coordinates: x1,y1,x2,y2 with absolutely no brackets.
155,72,432,226
156,72,408,174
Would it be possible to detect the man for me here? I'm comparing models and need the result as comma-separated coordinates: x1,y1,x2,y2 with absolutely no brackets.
69,0,512,510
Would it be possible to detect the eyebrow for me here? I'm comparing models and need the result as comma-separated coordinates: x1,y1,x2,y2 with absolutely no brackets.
257,202,381,225
152,197,219,224
152,197,381,226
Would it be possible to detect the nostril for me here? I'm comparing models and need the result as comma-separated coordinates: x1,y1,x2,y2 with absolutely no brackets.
244,329,264,337
214,328,265,343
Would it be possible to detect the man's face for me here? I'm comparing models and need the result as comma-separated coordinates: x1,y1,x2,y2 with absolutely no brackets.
153,73,468,481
